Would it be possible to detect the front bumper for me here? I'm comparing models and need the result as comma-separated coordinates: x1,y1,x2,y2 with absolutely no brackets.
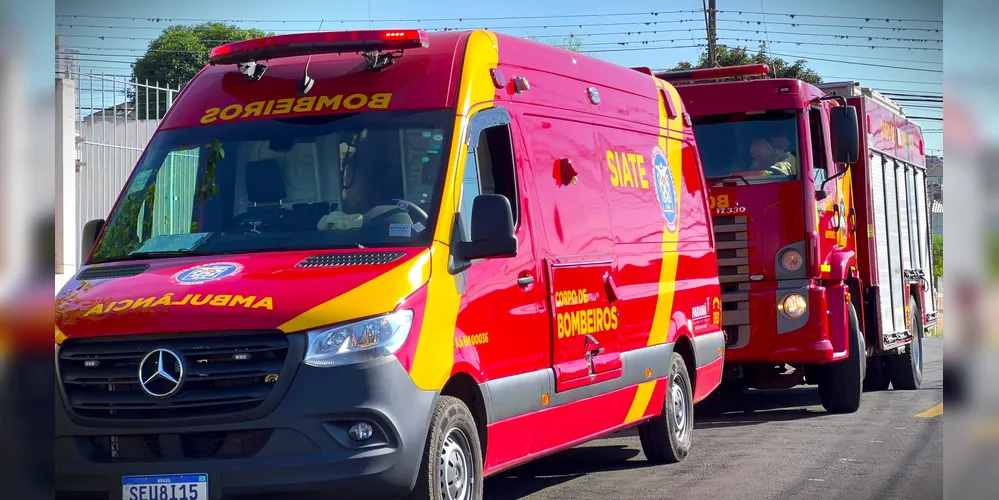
55,346,438,500
724,282,840,364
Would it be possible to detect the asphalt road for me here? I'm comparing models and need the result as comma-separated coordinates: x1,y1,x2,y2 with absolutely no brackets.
484,339,944,500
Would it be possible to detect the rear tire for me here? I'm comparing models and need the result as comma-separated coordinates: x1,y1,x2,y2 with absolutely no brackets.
864,355,891,392
639,351,693,463
818,303,865,413
888,299,924,390
407,396,484,500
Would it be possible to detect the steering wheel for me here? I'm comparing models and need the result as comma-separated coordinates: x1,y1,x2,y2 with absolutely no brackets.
376,198,430,225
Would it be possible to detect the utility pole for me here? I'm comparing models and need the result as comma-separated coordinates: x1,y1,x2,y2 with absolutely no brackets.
706,0,718,67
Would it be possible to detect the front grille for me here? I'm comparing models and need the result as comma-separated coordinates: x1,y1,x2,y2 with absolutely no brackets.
713,215,750,347
87,430,271,463
58,333,289,420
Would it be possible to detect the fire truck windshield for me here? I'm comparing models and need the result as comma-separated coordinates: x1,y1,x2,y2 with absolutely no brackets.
89,109,455,264
692,109,801,185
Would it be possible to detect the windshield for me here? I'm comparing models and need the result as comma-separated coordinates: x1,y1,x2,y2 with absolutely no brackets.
90,110,455,264
692,109,802,186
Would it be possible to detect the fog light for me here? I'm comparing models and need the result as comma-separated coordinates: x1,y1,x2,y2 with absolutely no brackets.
780,249,803,272
779,293,807,319
348,422,373,441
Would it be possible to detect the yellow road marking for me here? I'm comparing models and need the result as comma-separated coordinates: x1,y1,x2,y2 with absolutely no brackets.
915,403,943,418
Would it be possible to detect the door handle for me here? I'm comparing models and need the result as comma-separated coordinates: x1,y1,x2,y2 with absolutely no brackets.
517,274,535,287
584,334,605,356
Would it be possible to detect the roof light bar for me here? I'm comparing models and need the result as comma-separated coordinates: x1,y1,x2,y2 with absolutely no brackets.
655,64,770,83
209,29,430,66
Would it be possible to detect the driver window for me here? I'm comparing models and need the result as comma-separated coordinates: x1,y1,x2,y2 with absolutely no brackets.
459,120,518,240
808,107,831,187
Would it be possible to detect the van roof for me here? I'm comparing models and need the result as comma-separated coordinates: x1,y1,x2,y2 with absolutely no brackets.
161,31,471,131
161,29,688,132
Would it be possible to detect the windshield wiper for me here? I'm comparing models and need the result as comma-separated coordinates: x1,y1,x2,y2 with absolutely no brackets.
95,249,213,263
706,173,751,186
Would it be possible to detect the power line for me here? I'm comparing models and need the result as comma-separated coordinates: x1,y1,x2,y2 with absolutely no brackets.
763,51,941,72
717,37,940,51
823,75,941,86
54,22,943,45
55,10,941,24
715,9,941,24
716,17,942,34
762,49,940,65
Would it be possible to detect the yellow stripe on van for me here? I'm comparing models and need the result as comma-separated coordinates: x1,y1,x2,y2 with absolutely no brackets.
647,80,685,347
277,251,432,333
409,30,501,391
624,380,658,424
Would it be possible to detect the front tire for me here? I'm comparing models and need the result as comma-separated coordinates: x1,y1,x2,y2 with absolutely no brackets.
888,298,924,390
408,396,483,500
818,303,865,413
639,351,694,463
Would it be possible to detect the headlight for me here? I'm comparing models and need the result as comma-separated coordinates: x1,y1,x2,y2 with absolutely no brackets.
304,310,414,367
779,293,807,319
780,249,804,273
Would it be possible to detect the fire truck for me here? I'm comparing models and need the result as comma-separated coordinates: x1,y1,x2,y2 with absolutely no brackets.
660,64,937,413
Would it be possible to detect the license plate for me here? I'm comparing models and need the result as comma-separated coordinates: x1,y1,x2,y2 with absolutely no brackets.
122,473,208,500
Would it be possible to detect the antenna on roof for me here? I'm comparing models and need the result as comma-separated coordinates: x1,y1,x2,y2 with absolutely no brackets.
298,19,324,96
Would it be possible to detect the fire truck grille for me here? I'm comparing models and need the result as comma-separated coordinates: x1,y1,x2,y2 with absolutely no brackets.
713,215,750,347
58,333,289,421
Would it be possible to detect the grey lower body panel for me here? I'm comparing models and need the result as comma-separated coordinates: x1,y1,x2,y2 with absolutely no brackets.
692,330,726,368
480,342,675,425
55,354,437,500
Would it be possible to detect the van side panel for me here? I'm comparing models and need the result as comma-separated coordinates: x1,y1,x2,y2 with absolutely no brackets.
593,79,724,407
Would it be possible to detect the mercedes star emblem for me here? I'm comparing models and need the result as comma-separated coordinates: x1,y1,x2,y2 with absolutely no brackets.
138,348,186,398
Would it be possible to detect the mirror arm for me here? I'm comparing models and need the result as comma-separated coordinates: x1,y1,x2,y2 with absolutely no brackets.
817,162,849,196
448,217,472,275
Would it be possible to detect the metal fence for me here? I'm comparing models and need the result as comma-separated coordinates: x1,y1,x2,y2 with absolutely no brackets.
72,71,182,262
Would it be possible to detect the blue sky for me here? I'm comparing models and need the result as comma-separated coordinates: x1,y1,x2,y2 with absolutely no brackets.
55,0,943,153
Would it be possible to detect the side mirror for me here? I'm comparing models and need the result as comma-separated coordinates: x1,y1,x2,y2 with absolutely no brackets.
830,105,860,165
458,194,517,261
81,218,105,261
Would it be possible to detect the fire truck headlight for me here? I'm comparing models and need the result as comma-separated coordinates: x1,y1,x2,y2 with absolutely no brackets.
779,293,808,319
780,249,804,273
303,310,414,368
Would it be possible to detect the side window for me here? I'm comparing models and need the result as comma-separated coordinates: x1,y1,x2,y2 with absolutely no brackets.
136,147,200,239
808,107,829,188
459,146,481,240
459,111,519,239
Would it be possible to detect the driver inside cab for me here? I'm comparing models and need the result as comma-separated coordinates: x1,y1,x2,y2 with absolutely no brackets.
317,149,420,235
749,137,799,178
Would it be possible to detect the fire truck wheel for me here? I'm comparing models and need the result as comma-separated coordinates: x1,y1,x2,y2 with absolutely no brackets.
638,351,693,464
819,304,864,414
863,355,891,392
888,299,924,391
408,396,484,500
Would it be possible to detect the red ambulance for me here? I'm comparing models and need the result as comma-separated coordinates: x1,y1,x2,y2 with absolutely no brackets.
55,29,724,499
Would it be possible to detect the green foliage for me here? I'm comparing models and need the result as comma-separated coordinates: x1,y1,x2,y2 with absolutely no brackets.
132,23,272,119
932,235,943,279
526,34,582,53
668,43,822,84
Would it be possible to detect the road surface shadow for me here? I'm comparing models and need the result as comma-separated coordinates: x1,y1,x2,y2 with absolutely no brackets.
483,444,647,499
693,386,828,429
